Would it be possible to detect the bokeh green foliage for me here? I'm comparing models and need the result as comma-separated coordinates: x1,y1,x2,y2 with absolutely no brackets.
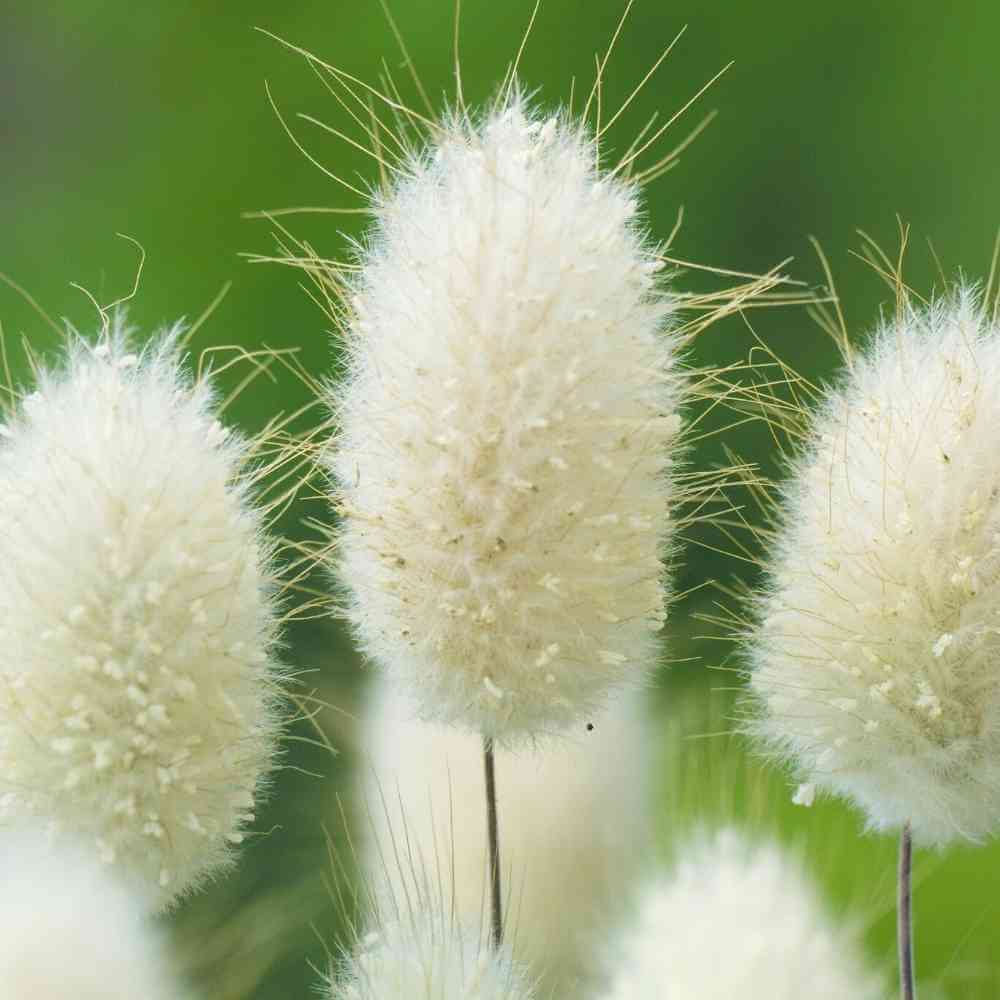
4,1,1000,996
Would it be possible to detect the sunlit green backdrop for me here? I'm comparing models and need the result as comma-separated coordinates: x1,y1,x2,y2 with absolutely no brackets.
5,1,1000,996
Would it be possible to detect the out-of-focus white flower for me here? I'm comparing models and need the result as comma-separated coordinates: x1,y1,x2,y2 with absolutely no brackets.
603,830,883,999
0,829,185,998
749,290,1000,846
0,318,283,905
328,94,682,742
360,676,651,993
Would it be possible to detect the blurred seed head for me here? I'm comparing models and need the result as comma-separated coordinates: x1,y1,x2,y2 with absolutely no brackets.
0,828,186,998
326,900,535,1000
359,675,652,994
602,829,883,999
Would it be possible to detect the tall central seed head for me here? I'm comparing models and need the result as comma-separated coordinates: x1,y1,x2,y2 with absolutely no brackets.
331,97,683,740
749,289,1000,846
0,321,283,905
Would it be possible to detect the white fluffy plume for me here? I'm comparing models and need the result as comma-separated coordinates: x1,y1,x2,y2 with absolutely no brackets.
329,95,682,740
327,904,535,1000
603,830,882,999
750,290,1000,845
359,676,651,993
0,829,184,998
0,319,283,904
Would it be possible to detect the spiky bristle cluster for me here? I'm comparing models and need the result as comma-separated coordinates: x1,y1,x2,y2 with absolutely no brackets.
750,290,1000,845
361,677,651,993
330,96,682,740
603,830,882,999
0,829,183,998
0,319,282,904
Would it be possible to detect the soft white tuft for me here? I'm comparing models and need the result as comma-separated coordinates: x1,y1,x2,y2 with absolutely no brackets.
0,318,283,905
750,290,1000,845
327,905,534,1000
603,830,883,999
0,829,185,997
360,676,651,993
329,95,682,740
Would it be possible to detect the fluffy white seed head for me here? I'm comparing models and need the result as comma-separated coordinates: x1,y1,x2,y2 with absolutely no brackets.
603,830,882,999
327,905,535,1000
749,290,1000,845
359,676,651,993
0,319,282,905
0,829,184,998
329,95,682,741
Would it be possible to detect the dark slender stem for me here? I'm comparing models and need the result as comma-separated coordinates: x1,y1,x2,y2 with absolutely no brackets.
483,736,503,949
898,820,916,1000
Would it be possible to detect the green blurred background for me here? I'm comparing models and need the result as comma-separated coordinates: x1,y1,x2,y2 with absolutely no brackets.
4,1,1000,996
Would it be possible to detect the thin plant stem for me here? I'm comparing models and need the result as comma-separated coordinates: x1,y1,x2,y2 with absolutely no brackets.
898,820,916,1000
483,736,503,949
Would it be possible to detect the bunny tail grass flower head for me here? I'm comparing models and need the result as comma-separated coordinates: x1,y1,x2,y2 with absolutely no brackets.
327,902,535,1000
329,92,683,741
0,316,283,906
602,830,883,999
749,287,1000,847
360,676,651,992
0,829,184,998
